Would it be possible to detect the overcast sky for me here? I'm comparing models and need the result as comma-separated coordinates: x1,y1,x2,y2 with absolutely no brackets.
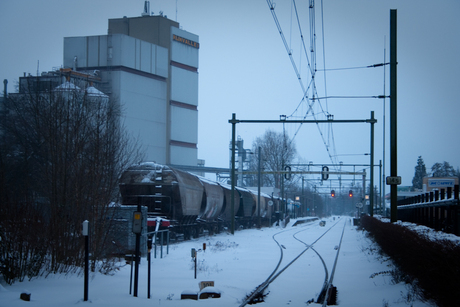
1,0,459,191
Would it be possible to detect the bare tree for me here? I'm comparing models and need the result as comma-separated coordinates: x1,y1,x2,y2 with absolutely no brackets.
0,78,144,283
249,129,297,189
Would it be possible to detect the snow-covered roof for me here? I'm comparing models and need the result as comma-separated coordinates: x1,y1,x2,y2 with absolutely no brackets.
86,86,107,97
54,81,81,91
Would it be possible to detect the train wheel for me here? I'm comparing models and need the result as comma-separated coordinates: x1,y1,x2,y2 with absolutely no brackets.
190,227,198,239
208,225,214,236
183,229,190,240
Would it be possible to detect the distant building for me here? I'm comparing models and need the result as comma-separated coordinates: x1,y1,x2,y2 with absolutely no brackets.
5,6,201,167
422,177,458,192
62,11,200,166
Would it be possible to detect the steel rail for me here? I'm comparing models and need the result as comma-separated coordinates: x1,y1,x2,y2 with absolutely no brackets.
239,218,343,306
319,220,347,306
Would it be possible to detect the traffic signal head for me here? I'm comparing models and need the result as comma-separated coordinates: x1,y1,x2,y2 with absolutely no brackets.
349,190,353,197
331,190,335,197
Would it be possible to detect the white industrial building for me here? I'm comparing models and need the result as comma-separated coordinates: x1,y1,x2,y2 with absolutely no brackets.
62,8,200,166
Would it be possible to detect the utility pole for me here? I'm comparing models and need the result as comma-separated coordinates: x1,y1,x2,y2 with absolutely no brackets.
230,113,236,234
390,9,398,222
257,146,261,228
370,111,375,216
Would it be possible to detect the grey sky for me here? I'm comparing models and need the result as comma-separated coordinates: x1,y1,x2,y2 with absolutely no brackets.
1,0,459,189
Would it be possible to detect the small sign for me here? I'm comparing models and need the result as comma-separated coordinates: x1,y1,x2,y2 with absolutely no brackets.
356,203,363,208
386,176,401,185
82,220,89,236
268,200,274,206
428,179,455,188
199,281,214,290
132,211,142,234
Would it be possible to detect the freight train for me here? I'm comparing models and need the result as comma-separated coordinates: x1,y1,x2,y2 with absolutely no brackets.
119,162,281,239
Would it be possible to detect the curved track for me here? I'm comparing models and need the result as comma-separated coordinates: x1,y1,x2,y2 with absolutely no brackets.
239,217,346,306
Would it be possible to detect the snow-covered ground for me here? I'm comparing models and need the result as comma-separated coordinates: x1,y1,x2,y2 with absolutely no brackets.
1,216,437,307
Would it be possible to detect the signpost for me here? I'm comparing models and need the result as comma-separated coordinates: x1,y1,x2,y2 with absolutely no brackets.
82,220,89,302
191,248,197,279
132,211,142,297
147,237,152,299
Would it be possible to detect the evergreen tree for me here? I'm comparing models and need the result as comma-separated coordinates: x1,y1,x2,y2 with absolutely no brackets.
412,156,427,190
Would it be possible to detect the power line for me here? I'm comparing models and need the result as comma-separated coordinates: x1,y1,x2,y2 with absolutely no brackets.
266,0,339,172
310,95,389,100
317,62,389,71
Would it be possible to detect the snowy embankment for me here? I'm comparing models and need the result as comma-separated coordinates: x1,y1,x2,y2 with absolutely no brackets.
1,216,437,307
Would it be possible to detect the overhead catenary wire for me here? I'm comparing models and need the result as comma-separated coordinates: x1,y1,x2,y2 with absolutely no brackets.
266,0,340,173
311,95,389,100
266,0,337,169
317,62,389,71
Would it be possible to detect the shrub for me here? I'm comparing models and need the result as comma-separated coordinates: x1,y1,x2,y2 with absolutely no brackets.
361,215,460,307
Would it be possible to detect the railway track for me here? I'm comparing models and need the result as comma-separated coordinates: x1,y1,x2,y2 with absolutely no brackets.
239,217,346,306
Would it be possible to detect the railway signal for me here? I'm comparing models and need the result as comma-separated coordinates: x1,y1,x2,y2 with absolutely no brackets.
331,190,335,197
322,166,329,180
349,190,353,197
284,165,291,180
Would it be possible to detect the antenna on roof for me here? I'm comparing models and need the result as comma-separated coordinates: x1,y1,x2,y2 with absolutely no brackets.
142,1,150,17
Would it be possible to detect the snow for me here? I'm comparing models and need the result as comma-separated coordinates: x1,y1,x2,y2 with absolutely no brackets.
54,81,80,91
1,216,437,307
86,86,108,97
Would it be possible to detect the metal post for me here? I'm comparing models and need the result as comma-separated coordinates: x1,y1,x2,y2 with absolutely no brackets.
230,113,236,234
313,185,316,217
194,254,197,279
379,160,382,214
134,204,141,297
362,170,366,209
83,220,89,301
160,231,164,259
282,120,286,217
258,146,261,228
129,255,133,294
302,178,305,215
154,235,157,259
382,40,387,218
147,237,152,299
390,9,398,222
370,111,375,216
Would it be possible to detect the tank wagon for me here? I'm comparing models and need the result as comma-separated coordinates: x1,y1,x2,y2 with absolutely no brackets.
119,162,279,239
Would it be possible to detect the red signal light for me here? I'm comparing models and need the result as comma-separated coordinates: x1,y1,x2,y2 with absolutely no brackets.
349,190,353,197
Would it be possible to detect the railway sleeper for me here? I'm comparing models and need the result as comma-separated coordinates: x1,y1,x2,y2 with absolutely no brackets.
326,285,338,305
246,290,269,305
